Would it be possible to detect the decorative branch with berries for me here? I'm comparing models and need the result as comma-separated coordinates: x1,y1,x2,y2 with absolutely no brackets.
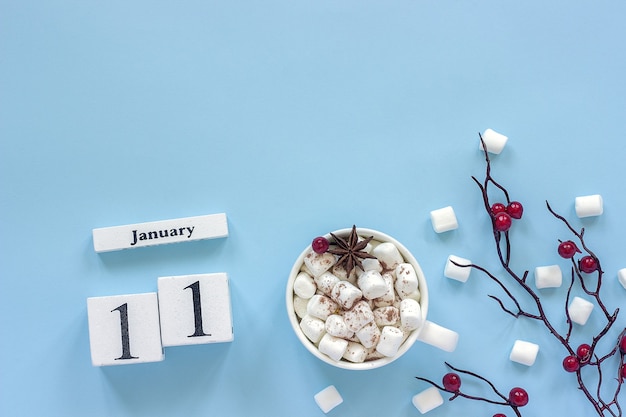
415,135,626,416
415,363,528,417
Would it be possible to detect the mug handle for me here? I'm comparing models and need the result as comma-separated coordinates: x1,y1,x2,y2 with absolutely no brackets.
416,320,459,352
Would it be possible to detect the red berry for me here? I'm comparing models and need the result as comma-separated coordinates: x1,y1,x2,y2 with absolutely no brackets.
577,343,592,364
491,203,507,215
619,336,626,353
311,236,329,254
494,212,512,232
558,240,580,258
506,201,524,219
508,387,529,407
493,414,507,417
563,355,580,372
442,372,461,392
579,256,598,273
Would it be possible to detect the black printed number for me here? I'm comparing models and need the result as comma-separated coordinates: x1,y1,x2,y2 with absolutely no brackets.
184,281,211,337
111,303,138,360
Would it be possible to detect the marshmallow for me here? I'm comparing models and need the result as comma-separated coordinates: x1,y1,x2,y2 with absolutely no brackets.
293,295,308,318
618,268,626,290
569,296,594,325
402,289,421,302
357,270,388,300
373,306,400,327
355,321,381,348
344,301,375,332
373,272,396,307
343,341,368,363
412,387,444,414
416,320,459,352
395,263,419,298
534,265,562,289
318,333,349,361
314,385,343,414
376,326,404,357
444,254,472,282
306,294,338,321
430,206,458,233
303,249,336,277
330,281,363,310
325,314,354,339
300,315,326,344
365,346,385,361
479,128,508,154
575,194,603,218
314,271,340,296
331,262,358,284
400,298,422,330
361,257,383,273
371,242,404,270
293,271,316,299
509,340,539,366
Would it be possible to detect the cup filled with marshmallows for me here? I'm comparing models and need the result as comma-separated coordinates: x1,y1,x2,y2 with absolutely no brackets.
286,226,458,370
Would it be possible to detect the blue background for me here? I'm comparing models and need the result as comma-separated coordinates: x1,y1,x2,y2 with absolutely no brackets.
2,1,626,416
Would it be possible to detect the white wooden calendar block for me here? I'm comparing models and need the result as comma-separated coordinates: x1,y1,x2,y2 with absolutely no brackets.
87,293,164,366
157,273,234,347
92,213,228,253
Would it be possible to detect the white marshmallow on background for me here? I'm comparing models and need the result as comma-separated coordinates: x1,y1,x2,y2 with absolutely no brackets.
330,281,363,310
344,300,375,332
395,263,419,298
575,194,603,218
376,326,404,357
416,320,459,352
357,270,388,300
325,314,354,339
300,314,326,344
400,298,422,330
509,340,539,366
314,271,340,296
618,268,626,290
293,271,316,299
569,296,594,325
355,321,381,348
306,294,338,321
343,341,368,363
479,128,508,154
430,206,458,233
371,242,404,270
314,385,343,414
373,306,400,327
535,265,563,289
303,249,336,277
444,254,472,282
318,333,349,361
412,387,444,414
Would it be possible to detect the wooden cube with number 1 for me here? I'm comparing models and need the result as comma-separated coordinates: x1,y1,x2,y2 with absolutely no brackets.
87,293,164,366
157,272,234,347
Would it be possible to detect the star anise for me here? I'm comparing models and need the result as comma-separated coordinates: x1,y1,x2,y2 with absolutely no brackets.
328,225,376,277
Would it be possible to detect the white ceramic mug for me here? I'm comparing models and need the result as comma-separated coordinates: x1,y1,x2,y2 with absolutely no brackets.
286,227,458,370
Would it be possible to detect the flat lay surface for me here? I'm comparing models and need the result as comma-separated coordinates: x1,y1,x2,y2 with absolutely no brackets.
2,1,626,416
